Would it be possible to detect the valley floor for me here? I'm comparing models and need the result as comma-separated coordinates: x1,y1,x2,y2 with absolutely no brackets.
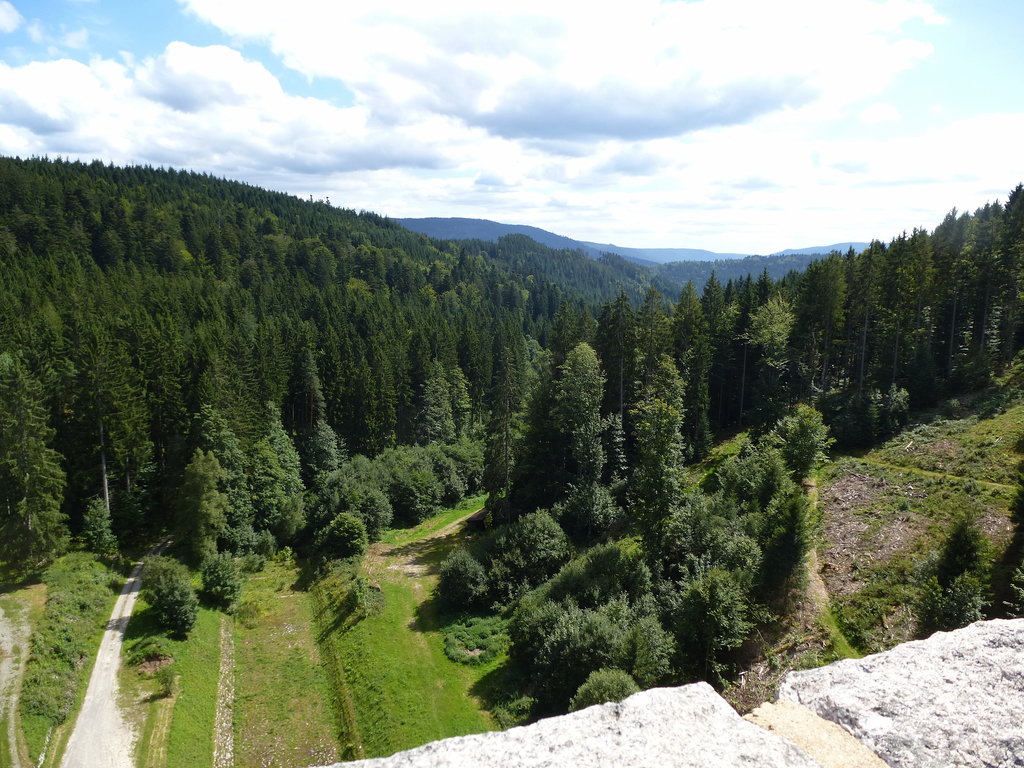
320,495,496,760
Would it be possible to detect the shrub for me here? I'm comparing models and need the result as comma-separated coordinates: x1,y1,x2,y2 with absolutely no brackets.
201,552,242,609
555,482,619,542
19,554,114,737
491,696,536,729
914,515,990,636
144,555,198,637
443,616,509,665
658,493,760,586
532,603,627,710
425,444,467,506
620,614,674,687
543,540,652,611
668,568,752,681
380,446,444,524
485,510,572,604
916,573,987,635
438,548,487,609
769,404,833,480
315,512,368,560
442,438,485,494
353,486,393,541
756,486,811,594
569,668,639,712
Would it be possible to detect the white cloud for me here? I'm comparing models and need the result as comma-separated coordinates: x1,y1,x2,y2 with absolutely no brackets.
3,1,1019,255
135,42,283,112
860,102,902,124
0,45,453,176
0,1,21,33
178,0,944,141
61,27,89,49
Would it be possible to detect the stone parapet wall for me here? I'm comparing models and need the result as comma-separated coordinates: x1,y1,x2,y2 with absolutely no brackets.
318,619,1024,768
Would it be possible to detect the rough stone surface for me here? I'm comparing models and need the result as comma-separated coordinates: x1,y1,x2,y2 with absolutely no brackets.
779,619,1024,768
745,700,888,768
327,683,824,768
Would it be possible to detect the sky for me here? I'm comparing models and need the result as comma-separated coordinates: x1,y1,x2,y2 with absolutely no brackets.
1,0,1023,253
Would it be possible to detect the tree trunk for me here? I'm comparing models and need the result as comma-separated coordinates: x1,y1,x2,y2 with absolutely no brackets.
99,419,111,516
738,342,748,427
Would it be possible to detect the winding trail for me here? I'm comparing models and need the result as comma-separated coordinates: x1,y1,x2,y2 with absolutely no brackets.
0,597,31,768
59,541,168,768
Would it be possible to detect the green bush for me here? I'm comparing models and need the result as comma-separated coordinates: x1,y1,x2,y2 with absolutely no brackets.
379,446,444,524
443,616,509,665
19,553,115,745
667,568,752,681
484,510,572,605
491,696,536,729
143,555,198,637
769,404,833,480
438,548,487,609
569,668,639,712
315,511,368,560
201,552,242,609
916,573,987,635
531,602,627,710
543,540,652,611
125,634,173,666
82,496,118,556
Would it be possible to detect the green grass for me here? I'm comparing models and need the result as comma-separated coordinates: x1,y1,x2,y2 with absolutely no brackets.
161,605,221,768
16,552,119,764
682,431,748,489
313,496,496,760
234,558,339,768
867,394,1024,487
818,604,861,660
377,495,485,546
330,580,496,758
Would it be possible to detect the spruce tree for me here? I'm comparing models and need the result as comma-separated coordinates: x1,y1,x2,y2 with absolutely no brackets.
0,353,68,566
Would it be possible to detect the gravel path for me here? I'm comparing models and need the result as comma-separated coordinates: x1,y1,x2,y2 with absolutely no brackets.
212,614,235,768
0,599,30,768
59,542,168,768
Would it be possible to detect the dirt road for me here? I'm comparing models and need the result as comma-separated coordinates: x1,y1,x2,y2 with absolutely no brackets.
0,598,31,768
59,543,167,768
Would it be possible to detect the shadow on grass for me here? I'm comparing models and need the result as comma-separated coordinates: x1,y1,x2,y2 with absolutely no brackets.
0,573,38,594
992,461,1024,614
387,527,466,572
124,603,159,638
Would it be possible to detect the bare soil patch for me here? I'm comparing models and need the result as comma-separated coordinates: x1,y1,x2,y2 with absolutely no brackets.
136,656,173,676
818,470,925,597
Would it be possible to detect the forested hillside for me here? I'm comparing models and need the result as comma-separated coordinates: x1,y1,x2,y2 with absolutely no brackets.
1,157,1023,753
0,156,582,564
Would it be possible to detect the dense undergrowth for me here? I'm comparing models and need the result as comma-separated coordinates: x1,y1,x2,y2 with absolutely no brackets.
18,553,119,762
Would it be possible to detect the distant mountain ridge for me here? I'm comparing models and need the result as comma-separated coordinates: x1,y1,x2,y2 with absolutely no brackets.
396,217,867,265
772,242,869,256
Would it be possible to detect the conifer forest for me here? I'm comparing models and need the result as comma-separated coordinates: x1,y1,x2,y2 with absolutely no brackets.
1,156,1023,762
